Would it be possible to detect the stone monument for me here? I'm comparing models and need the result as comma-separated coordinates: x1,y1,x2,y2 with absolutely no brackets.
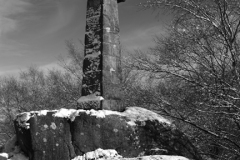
78,0,126,111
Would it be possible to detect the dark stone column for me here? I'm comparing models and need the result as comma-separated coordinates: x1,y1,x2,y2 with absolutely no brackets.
81,0,103,97
80,0,125,111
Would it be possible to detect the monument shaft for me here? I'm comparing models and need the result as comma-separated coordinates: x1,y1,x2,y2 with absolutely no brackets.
81,0,123,110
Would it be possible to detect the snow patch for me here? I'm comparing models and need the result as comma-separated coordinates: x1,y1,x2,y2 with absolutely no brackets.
53,108,119,120
0,153,8,158
53,108,82,121
37,110,48,116
15,107,171,131
105,27,111,32
123,107,171,126
101,110,121,116
72,148,121,160
86,110,106,118
88,109,121,119
16,110,57,129
127,121,136,126
110,68,115,74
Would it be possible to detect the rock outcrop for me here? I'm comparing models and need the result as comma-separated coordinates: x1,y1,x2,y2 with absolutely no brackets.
12,107,202,160
0,148,190,160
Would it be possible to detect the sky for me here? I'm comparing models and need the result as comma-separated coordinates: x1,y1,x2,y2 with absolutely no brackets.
0,0,169,76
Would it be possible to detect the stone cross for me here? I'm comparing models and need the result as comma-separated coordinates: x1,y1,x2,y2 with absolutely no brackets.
78,0,126,111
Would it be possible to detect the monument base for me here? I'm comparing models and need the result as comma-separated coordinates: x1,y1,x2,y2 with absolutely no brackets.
77,100,125,112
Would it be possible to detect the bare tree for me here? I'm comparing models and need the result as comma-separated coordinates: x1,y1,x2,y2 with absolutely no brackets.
126,0,240,159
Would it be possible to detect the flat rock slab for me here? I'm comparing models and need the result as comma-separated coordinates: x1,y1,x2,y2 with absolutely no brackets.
14,107,202,160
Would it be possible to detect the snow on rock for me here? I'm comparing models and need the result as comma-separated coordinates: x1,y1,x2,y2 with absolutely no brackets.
86,110,106,118
53,108,82,121
15,107,122,129
36,110,49,116
77,95,104,103
85,110,120,118
72,148,121,160
16,107,171,129
15,110,56,129
53,108,120,120
15,112,31,129
122,107,171,126
0,153,8,159
105,27,111,33
71,149,190,160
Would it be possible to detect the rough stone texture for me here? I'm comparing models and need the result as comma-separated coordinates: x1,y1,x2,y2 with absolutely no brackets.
15,112,75,160
71,107,201,159
81,0,124,111
14,107,202,160
14,122,32,159
82,0,102,98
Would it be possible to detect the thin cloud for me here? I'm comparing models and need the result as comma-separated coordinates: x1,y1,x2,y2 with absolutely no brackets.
0,61,64,77
0,0,30,36
41,4,77,36
39,61,65,73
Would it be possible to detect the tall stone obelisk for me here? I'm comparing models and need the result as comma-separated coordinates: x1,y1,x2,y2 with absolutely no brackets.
78,0,126,111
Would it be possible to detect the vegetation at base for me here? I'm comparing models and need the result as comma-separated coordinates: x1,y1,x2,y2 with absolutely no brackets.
125,0,240,160
0,41,82,145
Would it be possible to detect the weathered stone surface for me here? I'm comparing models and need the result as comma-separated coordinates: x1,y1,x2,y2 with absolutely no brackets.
14,121,33,159
82,0,103,98
14,107,202,160
15,111,75,160
71,107,201,159
81,0,123,111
